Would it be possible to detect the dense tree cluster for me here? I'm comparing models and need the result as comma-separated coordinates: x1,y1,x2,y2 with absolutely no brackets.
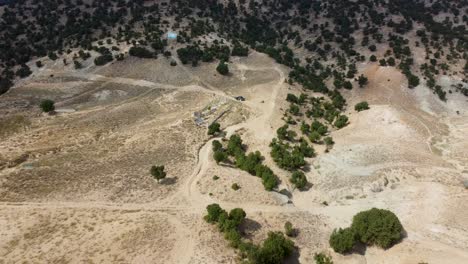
0,0,465,98
212,135,279,191
204,204,295,264
330,208,403,254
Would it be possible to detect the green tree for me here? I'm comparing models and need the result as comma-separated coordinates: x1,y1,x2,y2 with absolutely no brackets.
324,137,334,148
329,228,356,254
214,150,228,164
216,61,229,75
229,208,246,226
150,165,167,183
334,115,349,129
212,140,223,151
16,65,32,78
205,203,226,223
40,99,55,113
291,171,308,189
351,208,403,249
355,101,370,112
358,74,368,87
249,231,295,264
309,131,321,143
208,122,221,135
314,253,334,264
129,46,154,58
284,221,295,237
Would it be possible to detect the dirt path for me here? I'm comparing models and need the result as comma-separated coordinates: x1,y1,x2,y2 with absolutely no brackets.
180,64,286,214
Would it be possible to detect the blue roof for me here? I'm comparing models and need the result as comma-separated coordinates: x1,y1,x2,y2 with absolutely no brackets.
167,32,177,39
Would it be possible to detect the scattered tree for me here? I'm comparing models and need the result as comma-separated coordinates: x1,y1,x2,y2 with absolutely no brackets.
208,122,221,135
329,228,356,254
216,61,229,75
39,99,55,113
358,75,368,87
290,171,308,189
355,101,370,112
150,165,167,183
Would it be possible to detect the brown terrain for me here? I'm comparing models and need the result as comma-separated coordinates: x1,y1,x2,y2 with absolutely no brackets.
0,50,467,264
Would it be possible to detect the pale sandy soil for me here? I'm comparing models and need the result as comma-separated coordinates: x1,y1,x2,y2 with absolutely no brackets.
0,52,467,263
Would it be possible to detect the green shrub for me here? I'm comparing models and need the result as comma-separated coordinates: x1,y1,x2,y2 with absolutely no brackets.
231,183,240,190
212,140,223,152
16,64,32,78
39,99,55,113
208,122,221,135
94,54,113,65
286,93,299,103
150,165,166,182
129,46,154,58
216,61,229,75
284,221,295,237
227,134,243,156
249,232,295,264
358,74,368,87
329,227,356,254
205,203,226,223
213,150,228,164
334,115,349,129
314,253,334,264
355,101,370,112
290,171,308,189
351,208,403,249
270,139,306,171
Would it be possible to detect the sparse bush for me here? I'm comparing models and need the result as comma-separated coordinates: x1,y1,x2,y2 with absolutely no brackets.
324,137,334,147
355,101,370,112
284,221,295,237
231,183,240,190
314,253,334,264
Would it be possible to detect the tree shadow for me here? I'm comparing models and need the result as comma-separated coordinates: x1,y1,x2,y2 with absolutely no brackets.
299,182,313,191
278,189,292,198
352,242,367,255
161,177,178,185
220,163,236,168
302,164,312,173
284,247,301,264
239,218,262,239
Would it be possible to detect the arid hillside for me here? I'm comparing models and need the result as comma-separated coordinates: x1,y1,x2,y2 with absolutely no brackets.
0,0,467,263
0,48,467,263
